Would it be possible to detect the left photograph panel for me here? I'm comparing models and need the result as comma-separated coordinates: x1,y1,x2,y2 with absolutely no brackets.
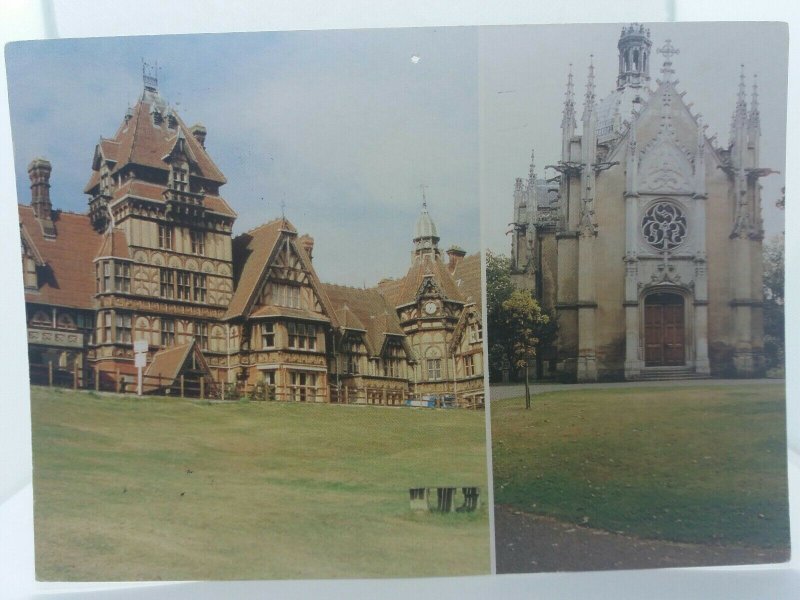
5,28,489,580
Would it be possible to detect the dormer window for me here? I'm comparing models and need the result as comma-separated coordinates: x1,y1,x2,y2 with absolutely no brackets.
23,255,38,290
171,166,188,192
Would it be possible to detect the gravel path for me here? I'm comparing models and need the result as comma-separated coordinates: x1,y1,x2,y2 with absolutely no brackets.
494,505,790,573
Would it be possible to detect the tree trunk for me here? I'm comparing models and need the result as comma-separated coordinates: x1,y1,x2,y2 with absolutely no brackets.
524,363,531,409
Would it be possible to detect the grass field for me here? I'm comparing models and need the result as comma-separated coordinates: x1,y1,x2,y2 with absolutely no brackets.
491,383,790,548
30,387,490,580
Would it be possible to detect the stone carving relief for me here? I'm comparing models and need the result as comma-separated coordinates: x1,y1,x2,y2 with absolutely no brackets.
638,140,693,194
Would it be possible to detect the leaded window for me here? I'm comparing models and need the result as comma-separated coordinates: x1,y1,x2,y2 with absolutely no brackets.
641,201,688,251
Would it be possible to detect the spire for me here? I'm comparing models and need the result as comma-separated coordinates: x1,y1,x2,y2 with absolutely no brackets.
730,65,749,149
735,64,748,119
562,64,576,126
413,186,440,263
749,74,760,131
694,116,707,196
581,55,596,123
748,74,761,168
656,39,679,82
561,64,576,161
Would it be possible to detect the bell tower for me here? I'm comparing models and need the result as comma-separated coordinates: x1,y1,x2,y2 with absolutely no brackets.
617,23,652,90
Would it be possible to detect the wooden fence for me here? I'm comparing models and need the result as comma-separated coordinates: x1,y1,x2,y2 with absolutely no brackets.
28,361,483,408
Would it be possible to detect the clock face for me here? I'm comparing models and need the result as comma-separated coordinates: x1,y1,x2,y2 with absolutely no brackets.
424,301,437,315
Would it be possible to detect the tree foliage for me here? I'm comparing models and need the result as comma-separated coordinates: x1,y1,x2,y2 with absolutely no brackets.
763,233,784,371
485,250,555,385
502,289,549,369
486,250,516,378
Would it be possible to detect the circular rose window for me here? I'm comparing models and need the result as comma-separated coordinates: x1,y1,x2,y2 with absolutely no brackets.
641,202,687,251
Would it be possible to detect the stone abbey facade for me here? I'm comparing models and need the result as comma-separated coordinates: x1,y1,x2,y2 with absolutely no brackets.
19,73,483,405
510,25,771,382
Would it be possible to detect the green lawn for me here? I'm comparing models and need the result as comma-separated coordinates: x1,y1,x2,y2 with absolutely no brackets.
30,387,490,580
491,383,790,547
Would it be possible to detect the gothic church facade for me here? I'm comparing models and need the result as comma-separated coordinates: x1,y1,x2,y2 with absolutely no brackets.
510,25,770,382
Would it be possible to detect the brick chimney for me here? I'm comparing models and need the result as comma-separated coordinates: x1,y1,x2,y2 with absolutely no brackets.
446,246,466,273
28,157,56,237
299,234,314,262
190,123,207,148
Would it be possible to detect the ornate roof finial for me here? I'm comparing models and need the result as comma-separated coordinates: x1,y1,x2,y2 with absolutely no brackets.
420,183,429,210
749,73,760,128
528,149,536,183
562,63,576,131
142,59,159,93
657,39,679,81
582,55,596,122
565,63,575,103
737,65,747,106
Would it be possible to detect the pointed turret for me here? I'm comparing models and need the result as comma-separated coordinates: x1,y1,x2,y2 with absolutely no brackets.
561,64,576,161
581,56,596,125
748,74,761,167
730,65,749,168
412,189,440,263
625,106,638,196
694,116,707,197
581,57,598,168
579,57,598,236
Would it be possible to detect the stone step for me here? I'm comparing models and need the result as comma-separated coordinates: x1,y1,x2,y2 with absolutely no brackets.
635,369,711,381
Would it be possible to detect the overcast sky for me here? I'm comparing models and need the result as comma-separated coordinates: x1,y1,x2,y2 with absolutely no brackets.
479,22,788,255
6,28,479,287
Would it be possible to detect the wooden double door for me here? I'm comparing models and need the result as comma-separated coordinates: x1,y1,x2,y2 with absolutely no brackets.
644,293,685,366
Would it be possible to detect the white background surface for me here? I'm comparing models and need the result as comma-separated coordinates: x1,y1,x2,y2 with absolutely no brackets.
1,1,798,598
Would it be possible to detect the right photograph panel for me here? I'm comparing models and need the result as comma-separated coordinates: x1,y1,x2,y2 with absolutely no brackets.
481,22,790,572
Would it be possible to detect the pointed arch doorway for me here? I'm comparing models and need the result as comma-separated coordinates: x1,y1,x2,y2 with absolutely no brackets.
644,292,685,366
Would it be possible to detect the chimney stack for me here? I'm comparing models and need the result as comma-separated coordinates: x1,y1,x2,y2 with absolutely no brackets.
446,246,466,272
191,123,207,148
27,158,57,237
28,157,52,219
299,234,314,262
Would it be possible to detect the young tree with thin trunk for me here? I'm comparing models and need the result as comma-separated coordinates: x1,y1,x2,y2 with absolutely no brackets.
502,289,549,409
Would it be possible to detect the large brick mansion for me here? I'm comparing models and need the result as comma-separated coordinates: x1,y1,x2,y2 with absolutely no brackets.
19,73,483,405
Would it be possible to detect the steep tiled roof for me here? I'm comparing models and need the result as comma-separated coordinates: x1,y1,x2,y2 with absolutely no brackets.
144,342,194,390
143,341,212,392
377,255,466,307
19,205,100,310
249,305,330,322
451,253,482,309
224,219,287,320
109,179,236,218
95,227,130,260
84,93,226,194
323,283,405,356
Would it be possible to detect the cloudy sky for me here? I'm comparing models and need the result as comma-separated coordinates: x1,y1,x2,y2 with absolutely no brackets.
6,22,788,284
6,28,479,286
479,21,788,255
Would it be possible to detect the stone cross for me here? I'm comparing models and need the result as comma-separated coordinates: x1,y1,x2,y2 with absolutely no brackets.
657,39,679,79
